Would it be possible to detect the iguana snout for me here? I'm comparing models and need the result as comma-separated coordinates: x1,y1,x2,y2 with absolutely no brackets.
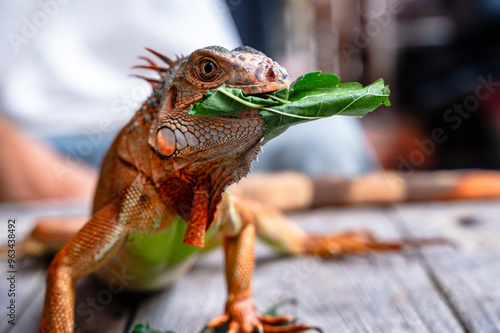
225,47,289,94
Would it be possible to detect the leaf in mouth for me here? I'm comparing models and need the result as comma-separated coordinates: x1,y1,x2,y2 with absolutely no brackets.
189,72,390,144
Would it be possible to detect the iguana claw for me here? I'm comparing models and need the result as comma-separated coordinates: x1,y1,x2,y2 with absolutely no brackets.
205,296,320,333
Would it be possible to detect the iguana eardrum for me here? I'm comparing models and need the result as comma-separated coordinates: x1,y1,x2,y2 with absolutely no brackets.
39,46,410,333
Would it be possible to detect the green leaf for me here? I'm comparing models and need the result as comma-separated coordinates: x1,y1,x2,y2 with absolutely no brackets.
188,86,284,116
132,322,174,333
189,72,390,144
263,300,289,317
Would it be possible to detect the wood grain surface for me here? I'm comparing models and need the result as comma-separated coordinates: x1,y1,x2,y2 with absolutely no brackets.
1,200,498,332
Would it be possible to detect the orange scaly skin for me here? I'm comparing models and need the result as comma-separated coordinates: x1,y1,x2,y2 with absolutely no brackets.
40,46,406,333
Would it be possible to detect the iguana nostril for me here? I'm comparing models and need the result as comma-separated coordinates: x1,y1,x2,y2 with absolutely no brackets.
157,127,176,157
268,67,277,80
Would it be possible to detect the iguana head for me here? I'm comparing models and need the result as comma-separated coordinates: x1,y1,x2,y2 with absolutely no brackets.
145,46,289,163
137,46,289,246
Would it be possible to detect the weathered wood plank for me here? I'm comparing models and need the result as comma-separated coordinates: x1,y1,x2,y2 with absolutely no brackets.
2,201,476,333
0,259,46,333
72,276,133,333
0,202,89,333
6,280,44,333
131,208,463,332
0,201,131,333
393,200,500,333
129,249,226,332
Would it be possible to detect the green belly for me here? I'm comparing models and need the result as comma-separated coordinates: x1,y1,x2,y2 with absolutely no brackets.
97,216,218,291
126,215,211,263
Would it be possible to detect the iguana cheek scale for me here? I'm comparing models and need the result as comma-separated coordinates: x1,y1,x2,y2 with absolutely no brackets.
40,46,407,333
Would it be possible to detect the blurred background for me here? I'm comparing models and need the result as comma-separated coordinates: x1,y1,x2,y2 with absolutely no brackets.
1,0,500,202
229,0,500,171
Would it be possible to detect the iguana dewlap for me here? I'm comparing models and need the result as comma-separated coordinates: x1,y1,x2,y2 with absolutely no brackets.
40,46,406,333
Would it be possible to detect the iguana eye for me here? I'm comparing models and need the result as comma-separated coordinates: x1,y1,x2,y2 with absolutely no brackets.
197,58,219,81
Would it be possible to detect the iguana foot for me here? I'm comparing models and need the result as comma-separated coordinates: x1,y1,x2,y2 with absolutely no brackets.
206,296,321,333
302,229,446,257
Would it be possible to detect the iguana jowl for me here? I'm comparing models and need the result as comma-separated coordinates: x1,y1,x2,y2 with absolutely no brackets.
40,46,403,332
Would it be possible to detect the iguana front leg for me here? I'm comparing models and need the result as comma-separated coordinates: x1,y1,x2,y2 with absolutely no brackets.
40,201,127,332
206,195,318,333
40,174,172,332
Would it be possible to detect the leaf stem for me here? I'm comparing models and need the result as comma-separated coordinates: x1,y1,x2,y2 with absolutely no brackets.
218,86,334,120
265,94,291,104
261,107,327,120
217,87,266,109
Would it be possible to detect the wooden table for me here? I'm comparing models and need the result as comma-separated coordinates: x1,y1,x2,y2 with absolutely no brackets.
1,199,500,333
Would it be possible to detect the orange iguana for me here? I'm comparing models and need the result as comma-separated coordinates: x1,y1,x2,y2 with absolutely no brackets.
35,46,413,333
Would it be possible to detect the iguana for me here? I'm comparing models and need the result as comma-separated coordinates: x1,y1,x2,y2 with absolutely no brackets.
37,45,409,333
